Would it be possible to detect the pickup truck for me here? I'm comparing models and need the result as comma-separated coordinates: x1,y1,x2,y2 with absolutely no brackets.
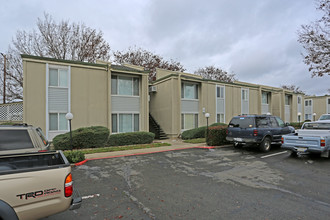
0,124,81,220
281,121,330,158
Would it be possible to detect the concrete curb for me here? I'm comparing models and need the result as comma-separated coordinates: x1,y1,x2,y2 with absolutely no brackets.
75,146,215,166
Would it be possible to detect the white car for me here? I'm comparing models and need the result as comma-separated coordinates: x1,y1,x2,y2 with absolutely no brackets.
318,114,330,121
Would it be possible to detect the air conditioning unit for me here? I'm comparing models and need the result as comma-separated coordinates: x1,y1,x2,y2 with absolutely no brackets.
149,86,157,93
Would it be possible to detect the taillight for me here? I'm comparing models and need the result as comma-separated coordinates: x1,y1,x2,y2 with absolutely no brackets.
253,129,258,137
321,139,325,147
226,129,228,135
38,150,48,152
65,173,73,197
281,137,284,144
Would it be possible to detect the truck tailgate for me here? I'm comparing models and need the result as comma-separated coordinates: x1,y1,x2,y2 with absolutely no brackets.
0,165,72,220
284,135,320,148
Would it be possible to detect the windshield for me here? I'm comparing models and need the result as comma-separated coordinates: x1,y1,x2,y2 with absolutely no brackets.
319,115,330,120
229,117,255,128
302,123,330,130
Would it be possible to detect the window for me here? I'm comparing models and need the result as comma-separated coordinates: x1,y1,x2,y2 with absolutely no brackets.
305,100,312,106
275,117,285,127
328,98,330,105
217,86,224,98
269,117,278,127
256,117,269,128
111,75,139,96
48,66,70,134
217,114,225,123
242,89,248,101
297,97,301,104
0,130,34,151
111,113,139,133
262,92,269,104
305,114,312,120
49,68,68,87
285,95,291,105
181,113,198,130
49,113,67,131
181,83,198,99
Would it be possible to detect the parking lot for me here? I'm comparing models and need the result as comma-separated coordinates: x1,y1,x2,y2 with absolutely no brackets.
45,145,330,220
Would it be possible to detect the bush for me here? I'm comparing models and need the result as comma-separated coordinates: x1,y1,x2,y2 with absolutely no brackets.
181,123,227,140
64,150,85,163
53,126,109,150
206,125,229,146
289,122,302,129
107,132,155,146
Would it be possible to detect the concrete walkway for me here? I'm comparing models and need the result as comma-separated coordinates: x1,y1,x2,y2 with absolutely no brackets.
84,138,207,160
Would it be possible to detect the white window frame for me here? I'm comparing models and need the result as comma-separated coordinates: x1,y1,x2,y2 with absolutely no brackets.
111,74,140,97
111,112,140,133
216,113,225,123
181,113,198,131
304,99,313,121
241,88,249,115
181,82,199,100
261,91,269,104
46,64,71,139
216,85,225,123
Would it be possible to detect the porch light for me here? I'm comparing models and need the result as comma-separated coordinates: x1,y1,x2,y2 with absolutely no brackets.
313,113,316,121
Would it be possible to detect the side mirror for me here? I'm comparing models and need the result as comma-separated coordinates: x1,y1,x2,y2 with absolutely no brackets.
285,122,290,127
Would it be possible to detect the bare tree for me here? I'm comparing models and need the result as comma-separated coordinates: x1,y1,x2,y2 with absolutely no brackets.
281,84,305,94
0,13,111,103
113,47,185,81
297,0,330,77
194,66,236,83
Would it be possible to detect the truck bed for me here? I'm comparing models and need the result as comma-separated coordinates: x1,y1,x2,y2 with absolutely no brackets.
0,151,69,175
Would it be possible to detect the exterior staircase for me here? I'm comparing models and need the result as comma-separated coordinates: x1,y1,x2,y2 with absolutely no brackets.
149,113,168,140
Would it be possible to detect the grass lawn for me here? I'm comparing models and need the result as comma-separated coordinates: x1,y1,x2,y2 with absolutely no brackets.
183,138,206,144
68,142,171,154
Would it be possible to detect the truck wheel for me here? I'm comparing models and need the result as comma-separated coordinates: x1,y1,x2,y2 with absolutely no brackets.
0,200,19,220
259,137,271,152
290,151,298,157
233,143,242,148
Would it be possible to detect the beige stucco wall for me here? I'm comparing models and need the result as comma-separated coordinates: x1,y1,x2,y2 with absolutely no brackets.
307,95,329,120
71,66,108,129
23,57,149,140
23,60,47,131
150,77,180,136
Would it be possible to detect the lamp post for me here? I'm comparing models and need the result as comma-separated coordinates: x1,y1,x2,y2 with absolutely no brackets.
313,113,316,121
205,113,210,144
65,113,73,150
298,112,301,127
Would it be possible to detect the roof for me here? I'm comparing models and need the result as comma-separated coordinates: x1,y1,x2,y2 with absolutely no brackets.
21,54,149,74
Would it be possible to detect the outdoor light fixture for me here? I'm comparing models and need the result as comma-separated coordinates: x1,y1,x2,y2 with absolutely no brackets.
205,113,210,144
313,113,316,121
65,113,74,150
266,112,271,115
298,112,301,127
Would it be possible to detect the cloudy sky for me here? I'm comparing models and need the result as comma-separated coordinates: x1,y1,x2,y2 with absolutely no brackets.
0,0,328,95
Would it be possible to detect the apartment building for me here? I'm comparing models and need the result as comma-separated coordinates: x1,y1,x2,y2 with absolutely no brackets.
149,68,302,138
22,55,149,140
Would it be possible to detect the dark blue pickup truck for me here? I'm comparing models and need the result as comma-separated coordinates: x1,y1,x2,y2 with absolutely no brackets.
226,115,294,152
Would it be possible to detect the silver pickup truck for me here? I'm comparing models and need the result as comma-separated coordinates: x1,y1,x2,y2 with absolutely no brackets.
0,124,81,220
281,121,330,158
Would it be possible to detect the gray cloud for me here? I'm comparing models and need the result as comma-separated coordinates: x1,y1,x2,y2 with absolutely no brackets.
0,0,328,95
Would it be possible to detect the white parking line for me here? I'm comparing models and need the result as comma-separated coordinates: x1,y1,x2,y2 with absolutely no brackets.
82,194,100,200
261,151,288,159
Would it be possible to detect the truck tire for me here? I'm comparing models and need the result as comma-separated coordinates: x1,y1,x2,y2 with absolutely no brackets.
0,200,19,220
290,151,298,157
259,137,271,152
233,143,242,148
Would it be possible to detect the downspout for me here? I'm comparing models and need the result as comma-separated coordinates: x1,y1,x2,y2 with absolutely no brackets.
107,64,111,132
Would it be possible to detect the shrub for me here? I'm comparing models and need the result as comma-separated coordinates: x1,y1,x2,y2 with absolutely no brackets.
64,150,85,163
53,126,109,150
107,132,155,146
289,122,302,129
206,125,229,146
181,123,227,140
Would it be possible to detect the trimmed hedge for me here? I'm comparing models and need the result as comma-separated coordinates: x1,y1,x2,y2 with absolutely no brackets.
289,122,302,129
107,131,155,146
181,123,227,140
206,125,229,146
53,126,110,150
64,150,85,163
